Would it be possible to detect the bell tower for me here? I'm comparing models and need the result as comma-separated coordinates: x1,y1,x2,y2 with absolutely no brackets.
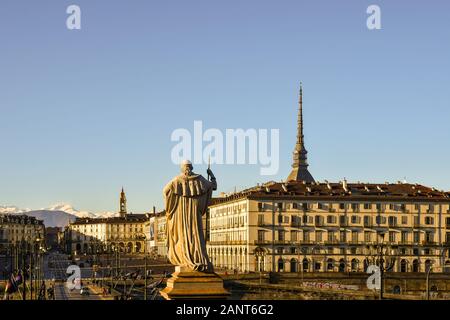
119,187,127,218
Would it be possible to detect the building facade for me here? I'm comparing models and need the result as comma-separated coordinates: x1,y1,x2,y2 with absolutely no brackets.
207,182,450,273
65,189,151,255
206,85,450,274
0,215,46,252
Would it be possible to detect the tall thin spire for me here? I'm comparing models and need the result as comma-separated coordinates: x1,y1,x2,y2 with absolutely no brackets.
297,82,304,147
287,82,315,183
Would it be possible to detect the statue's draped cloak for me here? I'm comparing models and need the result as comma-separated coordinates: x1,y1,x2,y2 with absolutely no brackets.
163,174,214,272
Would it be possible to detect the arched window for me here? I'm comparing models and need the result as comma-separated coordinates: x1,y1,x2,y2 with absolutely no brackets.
400,259,407,272
290,258,298,273
314,261,322,272
278,258,284,272
412,259,419,272
327,258,334,271
351,259,359,272
339,259,346,272
135,242,142,253
363,259,369,272
302,258,309,272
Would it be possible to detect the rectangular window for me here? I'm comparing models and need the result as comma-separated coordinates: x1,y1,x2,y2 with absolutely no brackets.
388,216,397,227
316,231,323,242
351,231,358,243
257,203,263,212
389,231,396,243
364,203,371,210
328,231,335,242
278,215,283,224
413,231,420,243
364,216,371,227
339,203,345,210
364,231,371,242
352,203,359,212
401,231,408,243
291,231,297,242
401,216,408,225
278,230,285,241
258,214,264,226
303,231,310,242
258,230,265,242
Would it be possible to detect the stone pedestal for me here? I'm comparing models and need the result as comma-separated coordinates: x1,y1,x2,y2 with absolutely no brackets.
160,266,230,300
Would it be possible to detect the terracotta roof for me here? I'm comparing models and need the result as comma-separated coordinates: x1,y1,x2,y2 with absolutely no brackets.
211,181,450,205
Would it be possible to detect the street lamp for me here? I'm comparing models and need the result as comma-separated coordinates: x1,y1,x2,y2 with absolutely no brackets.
365,232,398,300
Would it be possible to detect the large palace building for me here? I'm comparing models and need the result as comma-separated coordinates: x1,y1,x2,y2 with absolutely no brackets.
206,84,450,273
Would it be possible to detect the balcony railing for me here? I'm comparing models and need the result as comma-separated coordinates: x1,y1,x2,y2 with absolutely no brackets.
208,240,247,245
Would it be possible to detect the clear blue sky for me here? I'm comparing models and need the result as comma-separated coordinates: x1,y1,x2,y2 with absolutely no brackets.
1,0,449,213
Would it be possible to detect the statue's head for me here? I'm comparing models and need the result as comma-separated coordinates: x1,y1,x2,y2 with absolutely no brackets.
180,159,193,176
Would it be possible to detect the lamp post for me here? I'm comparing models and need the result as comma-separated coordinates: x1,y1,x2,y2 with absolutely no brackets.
365,232,398,300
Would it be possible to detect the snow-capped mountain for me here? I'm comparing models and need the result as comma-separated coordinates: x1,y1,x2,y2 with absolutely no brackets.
0,203,118,228
0,205,29,214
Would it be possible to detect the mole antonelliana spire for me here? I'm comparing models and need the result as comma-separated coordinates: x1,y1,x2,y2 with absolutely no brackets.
287,83,315,183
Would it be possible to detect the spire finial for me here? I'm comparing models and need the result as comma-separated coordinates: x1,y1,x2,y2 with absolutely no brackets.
287,82,315,183
297,82,304,147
